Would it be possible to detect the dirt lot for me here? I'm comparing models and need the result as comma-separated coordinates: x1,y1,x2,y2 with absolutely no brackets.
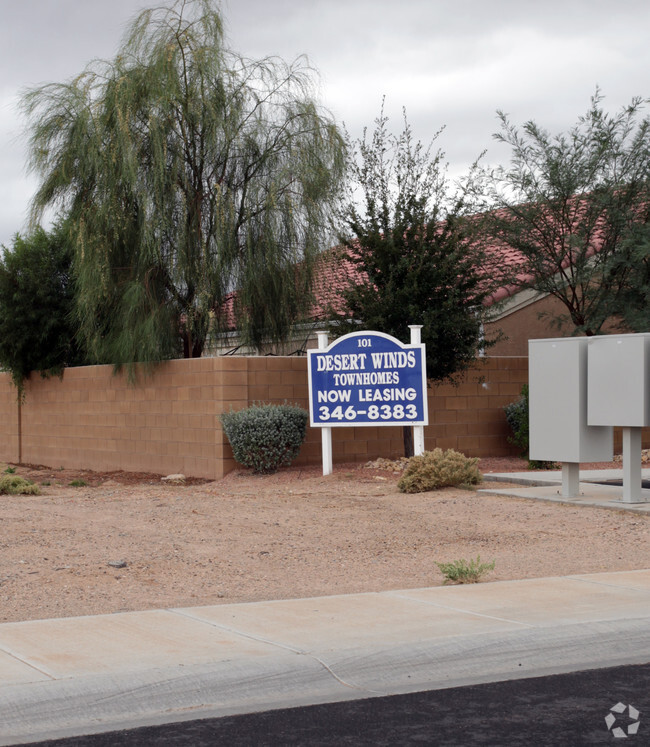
1,458,649,624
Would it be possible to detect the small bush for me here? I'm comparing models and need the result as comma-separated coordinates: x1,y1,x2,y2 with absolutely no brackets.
397,448,482,493
504,384,529,454
69,479,88,487
436,556,495,584
220,403,308,474
0,475,41,495
4,465,16,474
504,385,556,470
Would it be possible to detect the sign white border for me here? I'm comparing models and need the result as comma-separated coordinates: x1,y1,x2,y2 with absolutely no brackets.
307,330,429,428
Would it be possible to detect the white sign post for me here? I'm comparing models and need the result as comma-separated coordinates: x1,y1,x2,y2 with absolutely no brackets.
409,325,425,457
317,331,333,476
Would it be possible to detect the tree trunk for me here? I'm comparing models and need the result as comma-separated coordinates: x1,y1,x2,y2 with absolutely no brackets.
182,332,191,359
181,330,205,359
191,337,204,358
402,425,414,458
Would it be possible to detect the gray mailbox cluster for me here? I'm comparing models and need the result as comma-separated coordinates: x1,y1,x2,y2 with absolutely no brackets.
529,333,650,503
587,334,650,427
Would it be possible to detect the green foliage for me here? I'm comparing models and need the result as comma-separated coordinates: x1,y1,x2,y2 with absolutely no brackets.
503,385,530,455
23,0,345,367
0,475,41,495
220,403,308,474
69,479,88,487
606,234,650,332
4,466,16,474
436,556,495,585
504,386,556,470
397,448,482,493
0,224,87,397
330,103,504,385
481,90,650,336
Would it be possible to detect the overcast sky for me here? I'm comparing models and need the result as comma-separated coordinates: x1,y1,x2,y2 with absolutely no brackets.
1,0,650,248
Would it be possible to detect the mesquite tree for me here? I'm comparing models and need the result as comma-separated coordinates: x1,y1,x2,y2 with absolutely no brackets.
481,91,650,336
333,106,499,381
22,0,345,365
332,105,501,455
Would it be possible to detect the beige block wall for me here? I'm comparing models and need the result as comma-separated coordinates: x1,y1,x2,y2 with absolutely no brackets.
19,359,225,479
425,357,528,458
3,356,531,479
0,372,19,463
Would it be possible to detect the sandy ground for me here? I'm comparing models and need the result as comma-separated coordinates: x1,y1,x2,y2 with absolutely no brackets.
1,458,649,624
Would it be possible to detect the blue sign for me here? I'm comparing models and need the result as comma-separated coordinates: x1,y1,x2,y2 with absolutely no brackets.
307,331,428,427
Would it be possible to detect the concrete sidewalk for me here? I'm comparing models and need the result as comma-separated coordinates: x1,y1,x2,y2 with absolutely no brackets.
2,569,650,745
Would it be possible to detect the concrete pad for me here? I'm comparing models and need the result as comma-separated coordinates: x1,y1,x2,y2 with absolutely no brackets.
484,468,650,487
483,471,563,486
0,649,51,687
0,609,276,679
174,592,524,653
386,576,650,626
479,483,650,513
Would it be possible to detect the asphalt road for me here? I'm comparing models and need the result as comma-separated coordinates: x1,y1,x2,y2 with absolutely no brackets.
22,661,649,746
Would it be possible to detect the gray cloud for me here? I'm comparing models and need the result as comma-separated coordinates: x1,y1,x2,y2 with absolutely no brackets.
2,0,650,246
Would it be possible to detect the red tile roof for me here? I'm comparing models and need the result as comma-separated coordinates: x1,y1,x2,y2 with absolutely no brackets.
218,241,529,332
215,249,366,332
218,198,610,330
306,248,366,319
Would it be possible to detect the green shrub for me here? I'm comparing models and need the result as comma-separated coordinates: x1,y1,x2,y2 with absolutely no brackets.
0,475,41,495
69,479,88,487
504,384,529,454
504,385,556,469
397,448,482,493
436,555,495,584
220,403,308,474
